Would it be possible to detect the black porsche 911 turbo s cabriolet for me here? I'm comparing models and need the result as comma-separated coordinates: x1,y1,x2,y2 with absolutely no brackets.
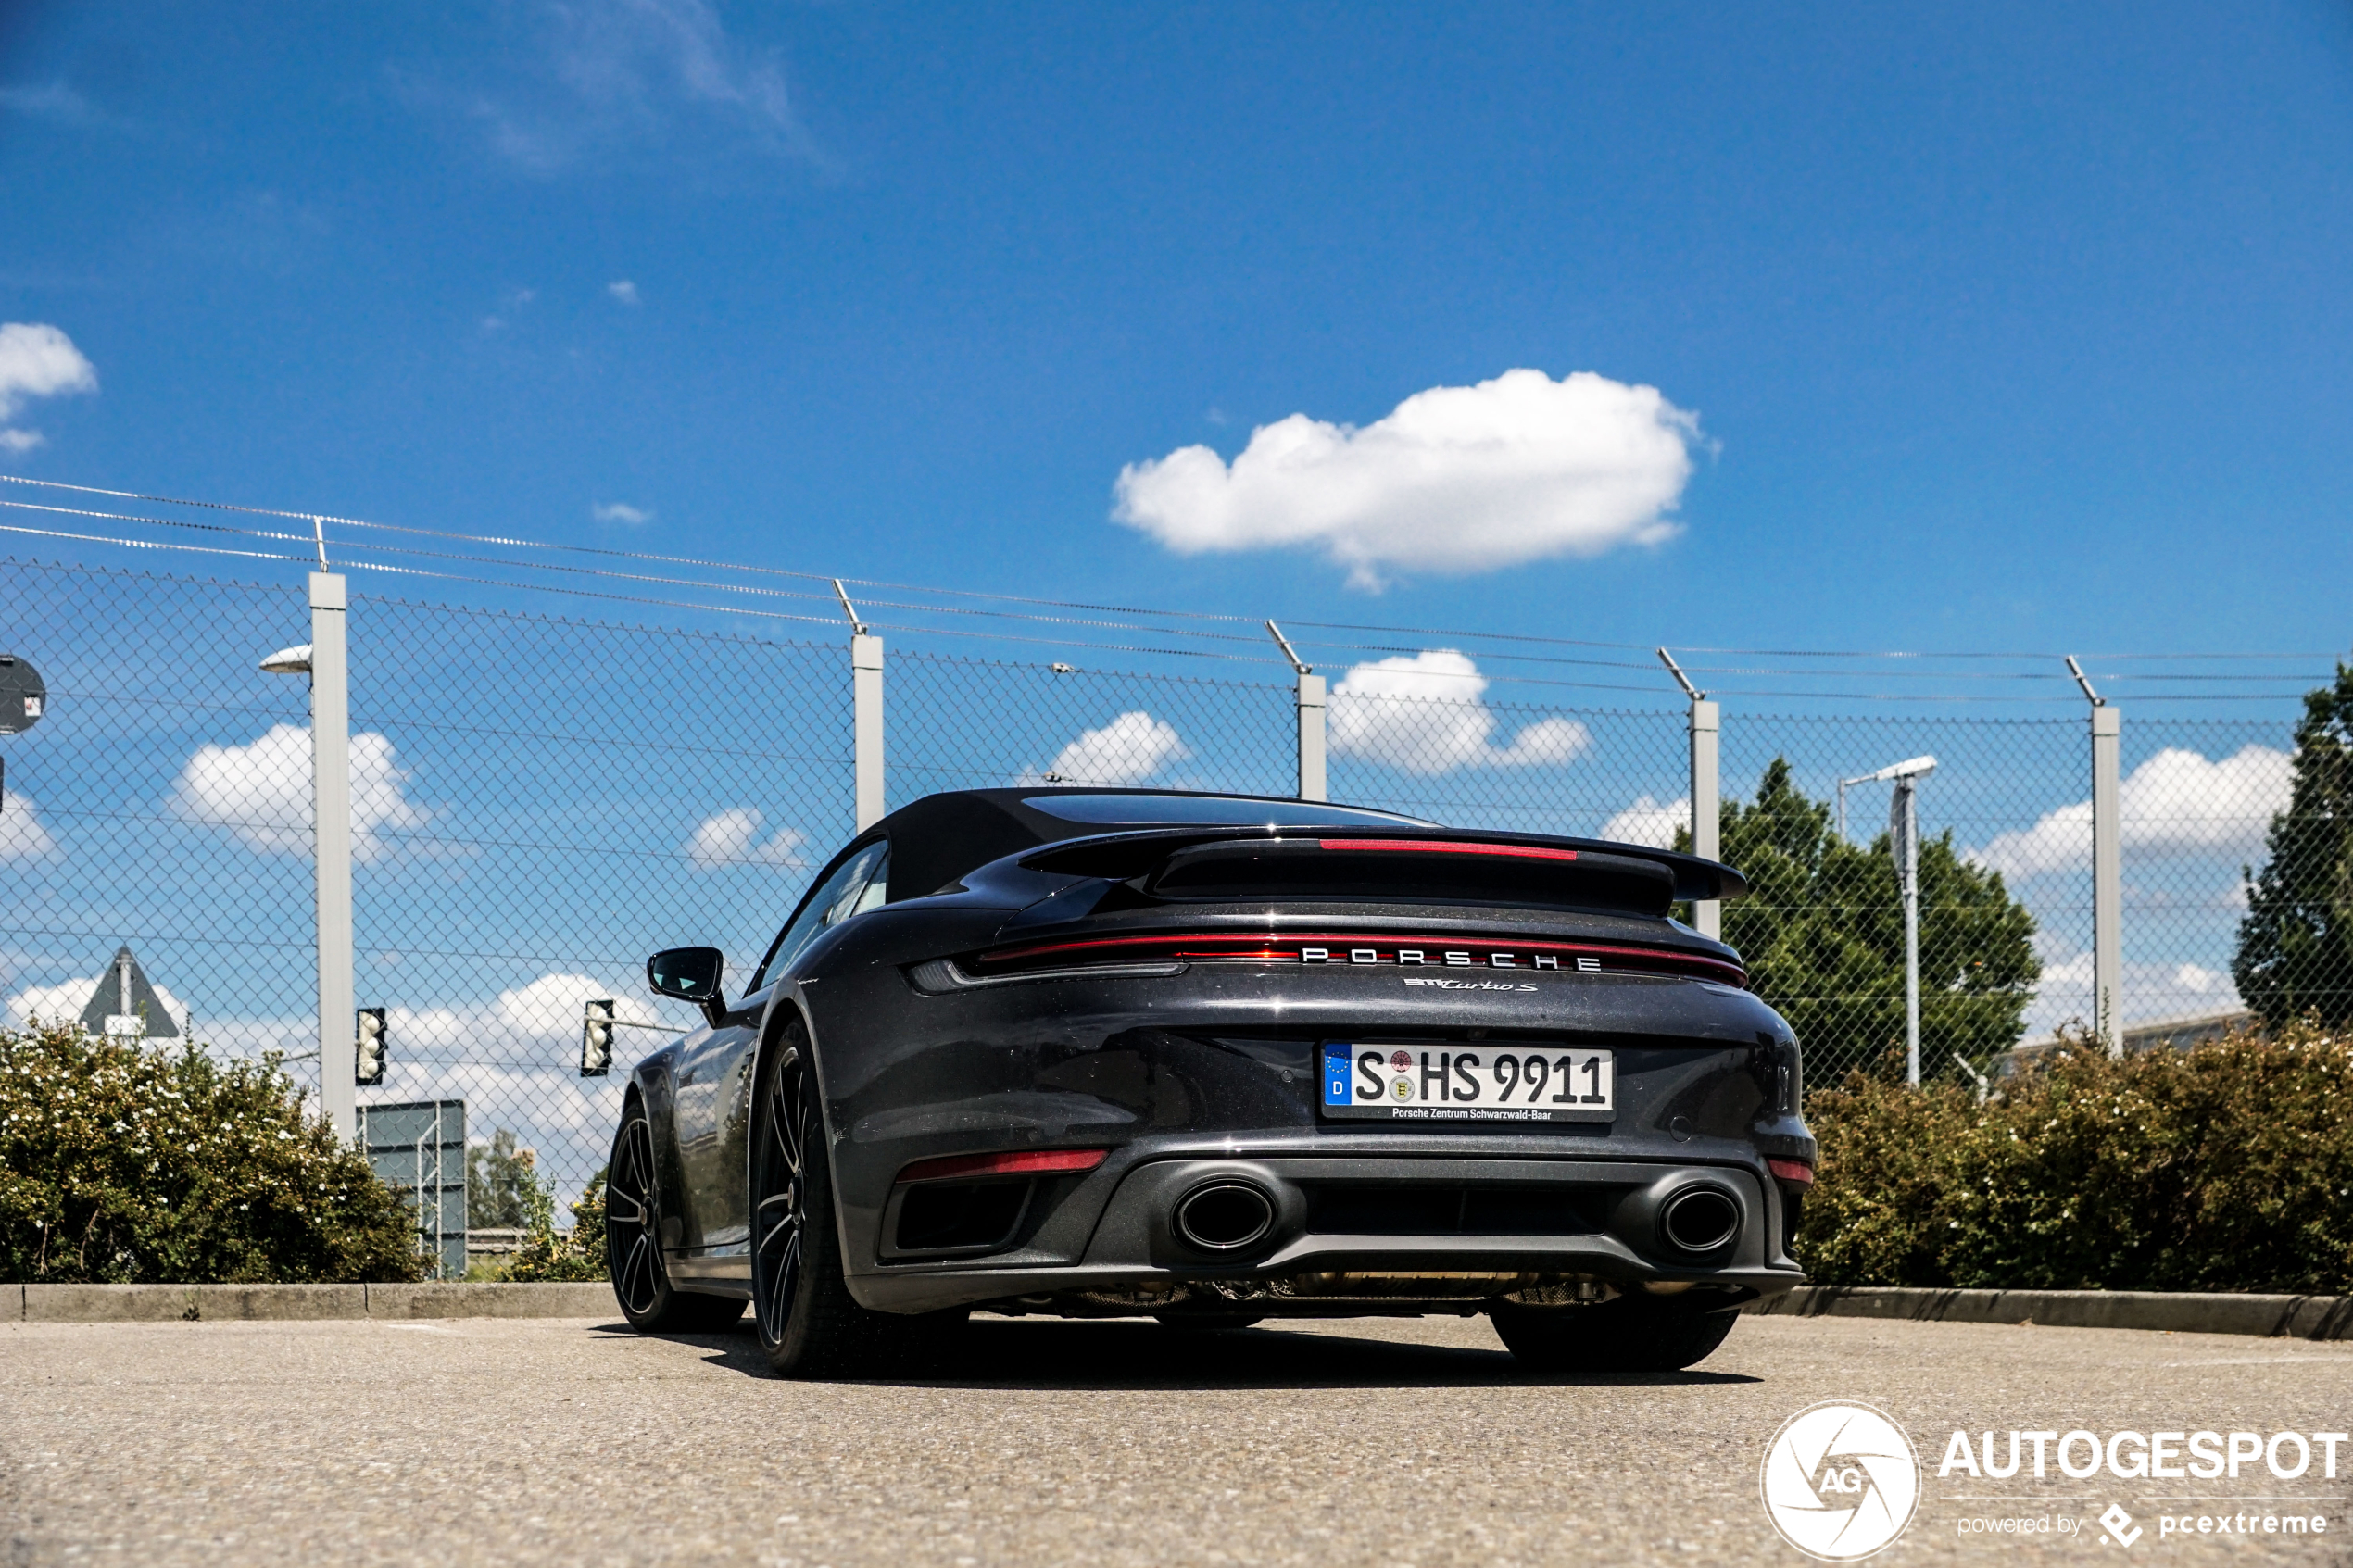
604,786,1814,1377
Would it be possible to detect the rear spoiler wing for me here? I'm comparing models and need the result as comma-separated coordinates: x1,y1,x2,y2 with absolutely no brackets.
1021,825,1747,904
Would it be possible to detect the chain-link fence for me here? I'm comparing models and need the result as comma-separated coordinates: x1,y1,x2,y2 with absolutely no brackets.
1716,715,2086,1085
5,557,2342,1245
3,560,320,1094
343,595,852,1222
888,652,1294,804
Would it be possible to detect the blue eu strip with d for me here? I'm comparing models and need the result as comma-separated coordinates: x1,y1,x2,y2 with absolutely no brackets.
1323,1045,1353,1106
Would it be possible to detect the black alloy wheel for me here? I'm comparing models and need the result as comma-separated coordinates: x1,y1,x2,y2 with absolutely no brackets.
606,1096,744,1332
749,1020,967,1378
750,1038,812,1348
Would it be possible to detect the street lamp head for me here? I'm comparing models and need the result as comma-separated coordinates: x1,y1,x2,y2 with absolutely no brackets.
1872,754,1938,783
258,643,313,675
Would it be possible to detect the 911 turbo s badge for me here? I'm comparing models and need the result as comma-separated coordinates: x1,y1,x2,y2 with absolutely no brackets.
1402,977,1538,991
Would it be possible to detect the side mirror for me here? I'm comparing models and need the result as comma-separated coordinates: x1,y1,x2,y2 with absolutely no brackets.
648,947,725,1024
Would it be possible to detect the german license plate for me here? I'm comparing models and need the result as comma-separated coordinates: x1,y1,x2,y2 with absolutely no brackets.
1319,1043,1614,1123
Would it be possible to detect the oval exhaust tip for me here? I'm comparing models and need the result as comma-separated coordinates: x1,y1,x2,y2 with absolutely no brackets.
1659,1186,1741,1255
1174,1182,1276,1252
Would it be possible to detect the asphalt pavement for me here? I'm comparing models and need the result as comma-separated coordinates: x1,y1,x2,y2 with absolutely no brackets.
4,1309,2349,1565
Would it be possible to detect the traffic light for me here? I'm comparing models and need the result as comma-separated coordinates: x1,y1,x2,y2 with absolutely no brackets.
355,1007,387,1085
581,999,615,1078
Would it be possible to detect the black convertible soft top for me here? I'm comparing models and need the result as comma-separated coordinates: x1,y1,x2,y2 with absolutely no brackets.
871,787,1746,905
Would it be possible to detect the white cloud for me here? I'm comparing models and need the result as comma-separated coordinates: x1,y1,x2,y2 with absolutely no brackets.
592,500,651,524
684,808,808,870
0,321,98,449
1113,369,1698,589
369,972,673,1206
1327,650,1592,776
0,789,57,860
0,82,99,123
417,0,828,175
1600,794,1689,849
1022,711,1191,785
2173,962,2223,996
608,280,640,305
173,724,431,862
1973,746,2293,879
2020,948,2246,1038
0,322,99,417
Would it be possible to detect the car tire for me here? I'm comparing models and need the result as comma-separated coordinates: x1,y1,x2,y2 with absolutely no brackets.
605,1095,746,1333
1489,1295,1739,1373
750,1021,966,1379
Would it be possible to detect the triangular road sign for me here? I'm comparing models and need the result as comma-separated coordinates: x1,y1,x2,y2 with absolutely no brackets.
78,946,182,1039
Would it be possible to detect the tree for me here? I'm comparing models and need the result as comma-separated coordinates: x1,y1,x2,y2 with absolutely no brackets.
1694,759,2041,1083
2233,665,2353,1028
466,1128,537,1228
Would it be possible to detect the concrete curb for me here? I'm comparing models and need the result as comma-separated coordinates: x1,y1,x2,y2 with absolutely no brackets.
1743,1286,2353,1341
13,1280,2351,1337
13,1281,616,1323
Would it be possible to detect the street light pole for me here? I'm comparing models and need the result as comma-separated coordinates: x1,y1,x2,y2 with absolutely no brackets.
308,571,354,1142
1848,755,1938,1085
1891,772,1923,1085
260,568,354,1142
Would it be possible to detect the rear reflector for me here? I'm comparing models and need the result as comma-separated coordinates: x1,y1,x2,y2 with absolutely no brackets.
1317,838,1579,861
896,1148,1109,1185
1766,1158,1816,1187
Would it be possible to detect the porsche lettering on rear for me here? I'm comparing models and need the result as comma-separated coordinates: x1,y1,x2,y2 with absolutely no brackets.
1300,946,1604,971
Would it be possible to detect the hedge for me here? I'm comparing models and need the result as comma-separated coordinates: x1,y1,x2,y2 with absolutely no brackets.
1799,1022,2353,1294
0,1020,424,1284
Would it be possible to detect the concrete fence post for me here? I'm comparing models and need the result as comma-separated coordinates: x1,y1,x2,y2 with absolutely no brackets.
1296,672,1327,802
852,633,885,833
1689,697,1721,940
2092,702,2123,1056
2067,657,2123,1056
308,571,354,1143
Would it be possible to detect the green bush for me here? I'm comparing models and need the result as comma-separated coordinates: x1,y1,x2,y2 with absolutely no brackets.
507,1169,609,1283
1799,1022,2353,1294
0,1019,424,1284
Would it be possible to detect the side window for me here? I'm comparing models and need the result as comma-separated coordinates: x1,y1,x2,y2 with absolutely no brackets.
753,840,889,989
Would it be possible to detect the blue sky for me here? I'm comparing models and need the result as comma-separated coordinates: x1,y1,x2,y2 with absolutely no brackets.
4,0,2350,669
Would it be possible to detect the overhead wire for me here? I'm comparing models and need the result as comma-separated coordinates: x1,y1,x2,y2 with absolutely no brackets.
1,471,2338,700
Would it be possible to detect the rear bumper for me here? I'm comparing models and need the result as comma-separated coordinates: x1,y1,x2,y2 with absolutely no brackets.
848,1152,1806,1315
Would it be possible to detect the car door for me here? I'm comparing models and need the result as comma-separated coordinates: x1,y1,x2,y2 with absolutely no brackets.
672,837,889,1258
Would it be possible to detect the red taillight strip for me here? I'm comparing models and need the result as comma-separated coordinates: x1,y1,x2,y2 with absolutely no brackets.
971,931,1744,986
1766,1158,1815,1187
1315,837,1579,861
895,1148,1109,1185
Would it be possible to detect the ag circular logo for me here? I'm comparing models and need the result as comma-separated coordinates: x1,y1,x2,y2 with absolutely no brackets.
1759,1401,1920,1561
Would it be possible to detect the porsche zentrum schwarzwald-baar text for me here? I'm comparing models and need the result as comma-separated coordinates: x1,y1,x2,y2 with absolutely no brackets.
602,788,1813,1377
